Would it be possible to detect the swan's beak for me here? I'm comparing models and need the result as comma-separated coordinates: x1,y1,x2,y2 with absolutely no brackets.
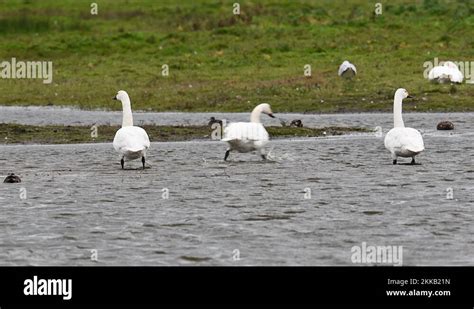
112,96,117,100
268,113,275,118
407,95,414,99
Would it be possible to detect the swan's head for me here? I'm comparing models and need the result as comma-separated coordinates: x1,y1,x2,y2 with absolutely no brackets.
113,90,129,102
259,103,275,118
395,88,413,100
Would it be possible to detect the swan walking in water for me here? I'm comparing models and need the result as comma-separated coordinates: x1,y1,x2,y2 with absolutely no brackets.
113,90,150,169
384,88,424,165
222,103,275,161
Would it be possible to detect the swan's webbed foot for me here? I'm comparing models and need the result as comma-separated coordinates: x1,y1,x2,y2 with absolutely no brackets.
142,156,146,169
121,158,125,169
392,159,397,165
224,150,230,161
261,154,267,160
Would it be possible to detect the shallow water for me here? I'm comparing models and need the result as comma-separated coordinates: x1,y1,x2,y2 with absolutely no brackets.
0,111,473,265
0,105,472,132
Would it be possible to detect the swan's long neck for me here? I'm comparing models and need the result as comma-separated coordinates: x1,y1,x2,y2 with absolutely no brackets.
121,97,134,127
393,95,405,128
250,106,262,123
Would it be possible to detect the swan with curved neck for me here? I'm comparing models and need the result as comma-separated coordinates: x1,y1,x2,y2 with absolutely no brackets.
392,88,410,128
250,103,275,123
115,91,134,127
384,88,424,165
222,103,275,161
112,90,150,169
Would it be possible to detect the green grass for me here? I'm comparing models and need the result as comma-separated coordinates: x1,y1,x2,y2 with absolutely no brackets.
0,123,371,144
0,0,473,112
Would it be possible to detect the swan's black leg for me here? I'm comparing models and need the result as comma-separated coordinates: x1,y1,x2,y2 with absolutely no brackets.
392,159,397,165
224,150,230,161
261,154,266,160
410,157,415,165
121,158,124,169
142,156,146,169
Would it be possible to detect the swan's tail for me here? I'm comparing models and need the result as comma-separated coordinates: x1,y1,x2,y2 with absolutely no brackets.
122,147,146,159
125,147,145,152
406,145,425,153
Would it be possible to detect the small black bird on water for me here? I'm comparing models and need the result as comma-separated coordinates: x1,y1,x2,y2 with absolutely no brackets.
436,121,454,130
208,117,223,127
290,119,303,127
4,173,21,183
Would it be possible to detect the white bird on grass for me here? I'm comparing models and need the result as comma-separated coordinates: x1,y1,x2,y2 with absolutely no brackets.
338,60,357,78
428,61,463,84
222,103,275,161
384,88,425,165
112,90,150,169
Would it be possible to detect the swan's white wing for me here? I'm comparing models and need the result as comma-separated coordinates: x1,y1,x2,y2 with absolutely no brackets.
222,122,269,153
428,66,450,82
401,128,424,153
429,65,463,83
443,61,459,70
222,122,269,142
338,61,356,76
448,67,463,83
349,62,356,74
428,66,442,80
338,63,348,76
141,127,151,148
385,127,424,154
113,126,150,154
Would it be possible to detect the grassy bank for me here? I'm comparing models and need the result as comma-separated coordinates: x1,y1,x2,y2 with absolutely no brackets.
0,0,473,112
0,123,371,144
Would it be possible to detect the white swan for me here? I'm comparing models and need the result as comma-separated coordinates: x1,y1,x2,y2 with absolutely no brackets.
112,90,150,169
222,103,275,161
384,88,424,165
428,61,463,83
338,60,357,78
